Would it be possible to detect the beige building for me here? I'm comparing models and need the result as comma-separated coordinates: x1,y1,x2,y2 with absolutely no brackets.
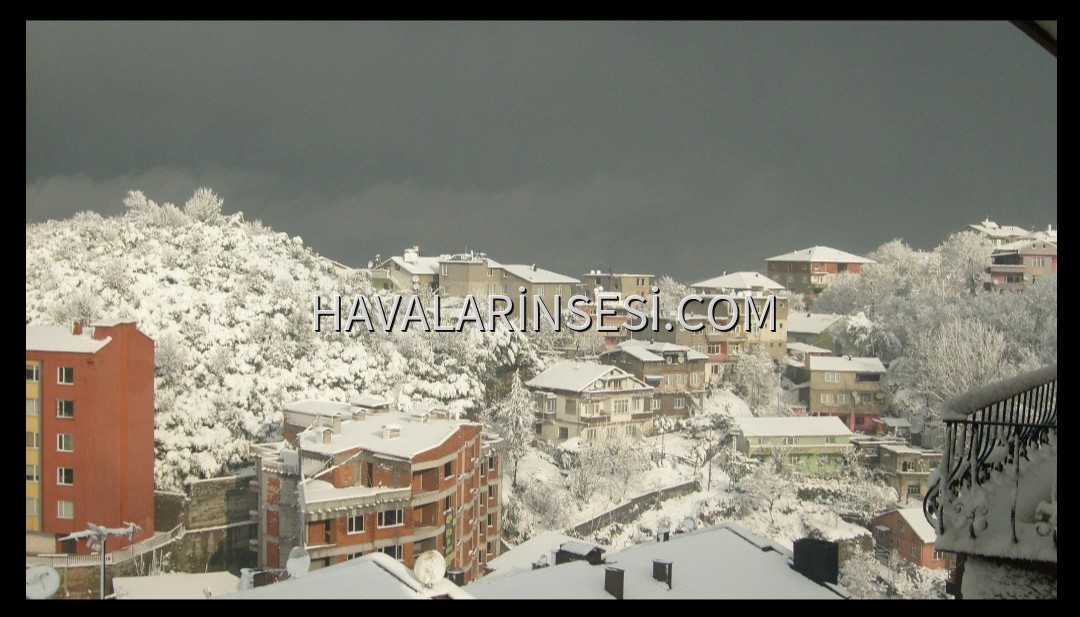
732,416,853,475
807,355,887,433
378,247,445,293
600,340,708,418
525,361,654,443
965,218,1033,246
985,238,1057,292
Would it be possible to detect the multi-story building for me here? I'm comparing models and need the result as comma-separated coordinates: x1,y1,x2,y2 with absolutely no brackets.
25,320,155,555
766,246,874,300
251,400,501,585
732,416,853,475
786,312,844,352
436,252,580,324
851,436,941,505
807,355,887,433
377,246,446,293
525,361,654,443
600,340,707,418
579,271,655,306
870,508,953,570
964,219,1032,247
690,271,785,296
985,238,1057,292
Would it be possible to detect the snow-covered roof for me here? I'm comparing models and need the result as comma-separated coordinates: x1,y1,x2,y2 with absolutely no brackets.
967,220,1031,239
113,571,240,599
878,443,928,456
90,318,137,327
1020,228,1057,244
349,395,393,409
875,417,912,429
766,246,874,264
501,264,581,284
992,238,1057,253
560,540,606,556
223,552,471,599
786,313,844,335
301,478,401,504
389,255,442,276
464,523,848,599
735,416,852,438
809,356,886,374
787,342,832,354
485,531,601,580
608,340,709,362
692,271,785,292
526,361,636,393
896,508,937,544
285,399,354,418
296,409,479,460
25,325,111,353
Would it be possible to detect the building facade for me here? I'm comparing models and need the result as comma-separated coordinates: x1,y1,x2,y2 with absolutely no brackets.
871,509,953,570
25,320,155,555
600,340,707,418
807,355,887,433
252,401,501,585
985,238,1057,292
732,416,854,475
526,361,654,443
766,246,874,300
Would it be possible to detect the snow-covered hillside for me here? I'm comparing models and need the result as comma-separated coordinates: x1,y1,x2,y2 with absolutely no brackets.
26,189,539,489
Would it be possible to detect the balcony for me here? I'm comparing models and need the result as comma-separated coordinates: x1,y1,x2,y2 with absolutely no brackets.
923,363,1057,563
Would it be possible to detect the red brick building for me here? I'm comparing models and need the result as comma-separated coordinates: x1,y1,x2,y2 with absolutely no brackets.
871,508,954,570
25,320,156,555
766,246,874,300
252,400,501,584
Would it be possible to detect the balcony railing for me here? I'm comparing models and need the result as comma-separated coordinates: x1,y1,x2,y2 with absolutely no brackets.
924,363,1057,562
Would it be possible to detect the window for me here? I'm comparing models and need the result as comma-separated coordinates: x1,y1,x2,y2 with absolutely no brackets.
674,398,685,409
651,398,660,410
444,461,453,478
898,520,906,534
57,434,74,452
378,508,404,528
26,363,40,382
348,514,365,534
546,398,556,412
537,285,545,296
444,496,452,512
487,541,493,556
559,427,569,439
26,432,40,449
821,393,834,405
488,284,495,294
379,544,403,560
607,426,617,438
322,520,332,544
910,541,918,559
27,498,41,516
614,399,628,414
1033,257,1046,268
858,392,874,404
487,513,494,527
57,367,74,385
26,398,40,416
790,455,800,465
855,416,865,426
665,375,672,387
825,436,836,444
488,485,494,499
587,429,596,440
626,425,634,435
933,549,946,561
441,265,449,276
487,268,493,277
346,551,364,560
488,455,495,470
837,393,850,404
824,372,840,383
57,500,74,519
26,465,40,482
907,485,922,499
57,467,74,485
57,400,74,419
677,373,685,386
855,373,881,382
691,373,701,386
707,344,721,354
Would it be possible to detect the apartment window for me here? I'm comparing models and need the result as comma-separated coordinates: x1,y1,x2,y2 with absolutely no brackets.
57,500,74,519
380,544,403,560
824,372,840,383
26,465,40,482
441,265,449,276
707,344,721,354
487,541,493,556
907,485,922,499
537,285,545,296
57,400,75,419
26,432,40,449
859,392,874,404
444,496,452,512
487,513,494,527
855,416,865,426
651,399,660,411
487,268,493,277
488,284,495,294
674,398,685,410
898,520,906,534
26,398,40,416
57,367,74,385
855,373,881,382
625,425,635,436
378,508,404,528
837,393,850,404
825,436,836,444
1033,257,1046,268
933,549,946,561
587,429,596,440
665,375,673,387
488,485,495,499
614,399,629,414
691,373,701,386
347,514,365,534
346,551,364,560
677,373,685,386
27,498,41,516
559,427,569,439
910,541,918,559
821,393,834,405
57,467,74,485
546,398,556,412
790,455,800,465
757,438,766,445
488,456,495,471
57,434,74,452
607,427,617,438
26,364,40,382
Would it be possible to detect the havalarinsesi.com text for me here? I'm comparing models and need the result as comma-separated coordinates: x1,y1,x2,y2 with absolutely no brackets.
313,289,778,334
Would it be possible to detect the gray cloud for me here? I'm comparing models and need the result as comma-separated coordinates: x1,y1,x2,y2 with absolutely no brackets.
26,21,1056,282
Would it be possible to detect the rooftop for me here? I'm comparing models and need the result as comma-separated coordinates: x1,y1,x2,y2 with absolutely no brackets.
766,246,875,264
293,407,479,460
388,255,443,276
464,523,849,599
787,312,844,335
787,342,832,355
608,340,709,362
26,325,111,353
968,219,1032,239
735,416,853,438
525,361,646,394
501,264,581,285
809,355,886,374
113,571,241,599
692,271,786,292
893,508,937,544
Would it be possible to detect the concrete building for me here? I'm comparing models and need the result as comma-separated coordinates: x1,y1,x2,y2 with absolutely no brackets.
526,361,654,443
807,355,887,433
732,416,854,475
251,400,501,585
25,320,155,555
766,246,874,301
600,340,708,418
964,219,1032,246
985,238,1057,292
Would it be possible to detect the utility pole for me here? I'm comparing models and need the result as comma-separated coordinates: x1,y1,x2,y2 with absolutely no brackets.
60,522,140,600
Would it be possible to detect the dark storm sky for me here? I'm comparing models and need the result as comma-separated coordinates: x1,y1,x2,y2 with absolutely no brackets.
25,21,1057,282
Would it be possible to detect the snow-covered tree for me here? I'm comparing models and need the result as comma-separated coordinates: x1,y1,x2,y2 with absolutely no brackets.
835,311,901,363
907,317,1016,402
655,275,689,317
716,446,757,489
486,371,536,487
184,187,224,223
936,230,993,297
727,345,781,414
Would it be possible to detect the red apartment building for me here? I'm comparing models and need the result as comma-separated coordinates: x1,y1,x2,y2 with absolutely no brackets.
871,508,954,570
25,320,156,555
766,246,874,301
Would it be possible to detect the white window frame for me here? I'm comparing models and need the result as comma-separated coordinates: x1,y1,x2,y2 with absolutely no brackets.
377,508,404,528
379,544,403,560
651,398,660,410
57,400,75,419
26,398,40,416
26,432,40,449
26,464,40,482
57,467,74,486
57,366,74,385
347,514,365,535
57,500,74,519
824,372,840,383
57,434,74,452
26,363,40,382
27,498,41,516
674,398,685,410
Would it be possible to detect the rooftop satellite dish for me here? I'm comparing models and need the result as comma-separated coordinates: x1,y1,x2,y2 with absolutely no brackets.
367,260,374,269
286,547,310,579
412,274,420,283
413,550,447,588
681,517,697,532
26,565,61,600
412,283,420,290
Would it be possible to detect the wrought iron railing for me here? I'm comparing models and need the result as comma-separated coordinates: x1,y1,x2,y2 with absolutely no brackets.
924,363,1056,558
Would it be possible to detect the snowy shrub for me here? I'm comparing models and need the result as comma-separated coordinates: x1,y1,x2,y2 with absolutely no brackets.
184,187,224,223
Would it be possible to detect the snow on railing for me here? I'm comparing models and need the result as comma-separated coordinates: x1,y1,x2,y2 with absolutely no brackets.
924,363,1056,559
26,524,184,569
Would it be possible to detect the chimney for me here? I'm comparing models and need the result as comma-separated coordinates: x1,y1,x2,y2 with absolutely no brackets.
531,264,537,271
352,410,367,422
72,321,83,335
321,428,333,445
652,559,672,590
332,414,342,435
656,528,670,542
604,567,624,600
383,424,401,440
792,537,839,585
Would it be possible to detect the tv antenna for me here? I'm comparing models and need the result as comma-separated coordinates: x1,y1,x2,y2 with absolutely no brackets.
60,521,141,600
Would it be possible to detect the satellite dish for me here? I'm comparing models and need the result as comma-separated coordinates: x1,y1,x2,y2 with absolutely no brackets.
678,355,685,364
413,550,447,588
367,260,374,269
286,546,310,578
681,517,697,532
26,565,61,600
412,274,420,283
